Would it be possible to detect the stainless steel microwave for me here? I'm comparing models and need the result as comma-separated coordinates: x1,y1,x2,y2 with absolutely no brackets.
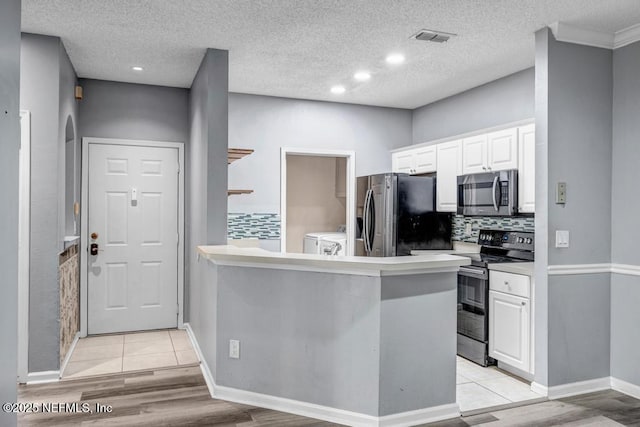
457,169,518,216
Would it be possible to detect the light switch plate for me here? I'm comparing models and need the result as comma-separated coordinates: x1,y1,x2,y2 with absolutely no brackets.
229,339,240,359
556,182,567,204
556,230,570,248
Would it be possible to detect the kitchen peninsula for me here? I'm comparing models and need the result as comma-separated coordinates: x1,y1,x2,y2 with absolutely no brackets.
194,245,470,426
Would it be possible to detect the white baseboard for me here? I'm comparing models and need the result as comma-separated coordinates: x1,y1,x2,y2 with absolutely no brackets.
59,332,80,378
26,370,60,384
377,404,460,427
182,324,459,426
611,377,640,400
546,377,611,399
530,382,548,396
181,323,215,397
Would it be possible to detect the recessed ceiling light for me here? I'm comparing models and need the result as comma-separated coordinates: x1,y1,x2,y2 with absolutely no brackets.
331,85,346,95
385,53,405,65
354,71,371,82
132,66,144,71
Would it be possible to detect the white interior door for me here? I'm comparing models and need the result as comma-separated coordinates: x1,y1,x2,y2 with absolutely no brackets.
87,143,179,334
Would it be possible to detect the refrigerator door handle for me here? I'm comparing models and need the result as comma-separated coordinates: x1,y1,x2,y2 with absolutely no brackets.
363,189,372,254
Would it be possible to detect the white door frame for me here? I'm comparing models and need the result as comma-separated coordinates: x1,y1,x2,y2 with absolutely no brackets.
280,147,356,256
80,137,185,337
18,110,31,382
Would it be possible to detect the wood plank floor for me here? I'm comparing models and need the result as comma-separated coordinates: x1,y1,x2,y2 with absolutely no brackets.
18,366,341,426
421,389,640,426
18,366,640,426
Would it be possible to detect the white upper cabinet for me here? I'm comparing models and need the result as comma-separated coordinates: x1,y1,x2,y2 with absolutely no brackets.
462,128,518,174
391,145,437,175
436,140,462,212
518,124,536,213
392,150,414,174
461,134,488,174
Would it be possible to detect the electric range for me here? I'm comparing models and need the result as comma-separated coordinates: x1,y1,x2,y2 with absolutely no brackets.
457,229,534,366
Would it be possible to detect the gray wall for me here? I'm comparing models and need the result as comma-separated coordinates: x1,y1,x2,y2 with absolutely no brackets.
0,0,21,424
537,28,613,387
227,94,412,215
610,41,640,386
186,49,228,329
213,266,457,417
20,33,66,372
216,267,381,416
78,79,189,142
411,68,534,144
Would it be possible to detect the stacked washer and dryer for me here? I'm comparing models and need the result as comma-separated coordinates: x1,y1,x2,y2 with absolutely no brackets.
302,232,347,256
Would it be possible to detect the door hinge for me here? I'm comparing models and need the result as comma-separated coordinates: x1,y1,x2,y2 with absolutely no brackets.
177,162,180,174
176,233,180,246
177,303,180,316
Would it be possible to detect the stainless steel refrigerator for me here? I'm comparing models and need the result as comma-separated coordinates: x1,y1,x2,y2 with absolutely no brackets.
357,173,452,256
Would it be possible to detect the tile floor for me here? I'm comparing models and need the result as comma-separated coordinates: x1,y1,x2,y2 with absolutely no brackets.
63,329,199,379
456,356,545,413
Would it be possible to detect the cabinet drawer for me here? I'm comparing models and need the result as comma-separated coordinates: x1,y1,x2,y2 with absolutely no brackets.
490,270,530,298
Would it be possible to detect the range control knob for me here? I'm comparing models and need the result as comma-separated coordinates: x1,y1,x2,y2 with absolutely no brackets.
526,238,533,244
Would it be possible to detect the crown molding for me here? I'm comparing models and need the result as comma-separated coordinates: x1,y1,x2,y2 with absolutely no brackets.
614,23,640,49
549,22,640,50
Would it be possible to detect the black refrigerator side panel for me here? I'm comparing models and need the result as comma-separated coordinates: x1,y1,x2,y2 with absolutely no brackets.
397,176,452,254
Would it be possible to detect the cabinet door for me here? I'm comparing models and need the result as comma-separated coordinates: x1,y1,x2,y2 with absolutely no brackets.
462,134,488,174
518,124,535,213
392,150,415,174
487,128,518,171
489,290,530,373
436,140,462,212
413,145,437,174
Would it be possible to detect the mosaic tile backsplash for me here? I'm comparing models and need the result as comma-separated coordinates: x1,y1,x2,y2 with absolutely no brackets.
228,212,533,244
228,213,280,240
452,215,535,243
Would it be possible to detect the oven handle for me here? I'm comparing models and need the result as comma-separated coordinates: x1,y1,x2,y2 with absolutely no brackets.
492,176,500,212
459,266,488,279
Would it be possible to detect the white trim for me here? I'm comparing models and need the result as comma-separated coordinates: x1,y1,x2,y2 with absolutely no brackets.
18,110,31,383
393,118,535,153
611,377,640,400
26,371,60,385
210,259,461,277
182,323,215,397
545,377,611,400
80,137,185,337
377,404,460,427
546,263,640,277
611,263,640,277
614,23,640,49
547,263,611,275
59,333,80,378
549,22,614,49
280,148,356,256
530,382,548,396
184,324,460,426
549,22,640,51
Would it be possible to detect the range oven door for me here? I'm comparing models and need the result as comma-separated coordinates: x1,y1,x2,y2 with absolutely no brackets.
457,170,518,216
457,266,489,342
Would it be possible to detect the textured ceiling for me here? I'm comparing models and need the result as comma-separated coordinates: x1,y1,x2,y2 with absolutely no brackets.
21,0,640,109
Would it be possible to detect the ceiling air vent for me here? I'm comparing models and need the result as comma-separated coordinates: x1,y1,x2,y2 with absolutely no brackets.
411,29,456,43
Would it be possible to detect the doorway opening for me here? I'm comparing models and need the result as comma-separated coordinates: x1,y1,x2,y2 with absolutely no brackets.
280,148,355,256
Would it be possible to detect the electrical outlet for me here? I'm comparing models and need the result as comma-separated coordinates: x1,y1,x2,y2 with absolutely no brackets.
229,339,240,359
555,230,570,248
465,223,472,235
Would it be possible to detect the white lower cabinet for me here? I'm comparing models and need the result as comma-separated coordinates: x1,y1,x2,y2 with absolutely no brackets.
489,271,531,373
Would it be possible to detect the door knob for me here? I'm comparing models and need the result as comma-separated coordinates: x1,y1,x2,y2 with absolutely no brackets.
90,243,99,256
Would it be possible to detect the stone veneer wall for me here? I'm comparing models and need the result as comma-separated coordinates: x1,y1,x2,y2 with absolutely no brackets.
59,244,79,365
452,215,535,243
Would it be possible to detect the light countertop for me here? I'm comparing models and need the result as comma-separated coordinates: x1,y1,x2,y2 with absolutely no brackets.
488,262,534,276
198,245,470,277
